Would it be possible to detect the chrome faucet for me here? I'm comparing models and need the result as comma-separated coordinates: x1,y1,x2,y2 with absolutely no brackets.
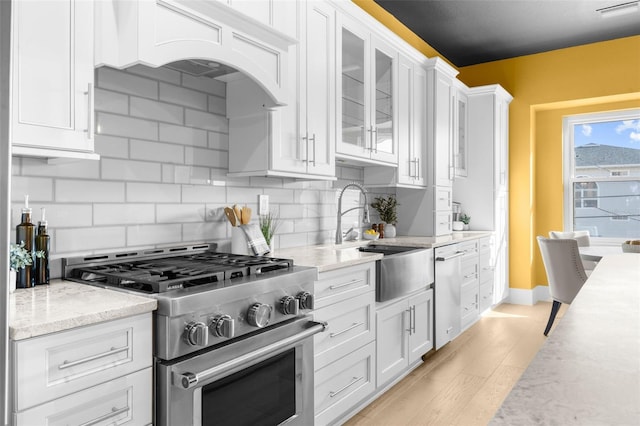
335,182,370,244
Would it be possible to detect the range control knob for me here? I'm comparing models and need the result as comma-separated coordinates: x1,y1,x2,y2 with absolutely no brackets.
280,296,299,316
247,303,272,328
296,291,314,310
209,315,235,338
184,321,209,347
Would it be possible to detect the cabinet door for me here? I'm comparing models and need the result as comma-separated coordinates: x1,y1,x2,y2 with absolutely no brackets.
376,299,409,386
408,289,433,364
429,69,454,187
412,65,427,186
11,0,96,158
338,18,370,158
454,89,468,177
302,1,335,176
397,55,413,184
370,36,397,164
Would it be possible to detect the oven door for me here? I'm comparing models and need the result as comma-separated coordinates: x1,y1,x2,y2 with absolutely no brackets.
156,316,326,426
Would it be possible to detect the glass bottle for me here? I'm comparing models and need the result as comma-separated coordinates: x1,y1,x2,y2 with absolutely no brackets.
35,208,50,285
16,195,35,288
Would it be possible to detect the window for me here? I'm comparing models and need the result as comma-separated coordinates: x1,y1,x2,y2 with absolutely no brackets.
563,109,640,239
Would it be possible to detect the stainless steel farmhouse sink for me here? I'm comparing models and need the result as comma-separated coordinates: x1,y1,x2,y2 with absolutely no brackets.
358,244,434,302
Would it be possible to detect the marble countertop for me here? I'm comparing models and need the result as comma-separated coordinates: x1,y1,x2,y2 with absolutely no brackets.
9,279,157,341
273,232,491,272
491,253,640,425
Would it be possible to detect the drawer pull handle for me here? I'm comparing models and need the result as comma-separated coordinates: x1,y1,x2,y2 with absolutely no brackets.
59,346,129,370
329,376,364,398
464,273,477,279
330,322,363,338
79,405,129,426
330,278,364,290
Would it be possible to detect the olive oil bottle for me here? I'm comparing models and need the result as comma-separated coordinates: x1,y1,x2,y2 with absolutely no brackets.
35,208,50,285
16,195,35,288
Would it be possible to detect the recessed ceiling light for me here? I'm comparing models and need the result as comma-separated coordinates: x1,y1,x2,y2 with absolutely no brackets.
596,1,639,18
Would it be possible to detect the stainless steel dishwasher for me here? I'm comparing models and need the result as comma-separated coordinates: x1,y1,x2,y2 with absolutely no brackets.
434,243,464,349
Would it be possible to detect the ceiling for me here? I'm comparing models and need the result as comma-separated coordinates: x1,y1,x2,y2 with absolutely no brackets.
373,0,640,67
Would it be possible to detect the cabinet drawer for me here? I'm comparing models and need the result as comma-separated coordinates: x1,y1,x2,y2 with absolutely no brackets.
461,258,478,286
434,212,452,236
478,237,492,254
315,263,375,309
313,292,375,370
15,367,152,426
13,313,152,411
461,284,479,330
434,187,452,211
315,341,375,426
480,281,494,312
459,240,478,254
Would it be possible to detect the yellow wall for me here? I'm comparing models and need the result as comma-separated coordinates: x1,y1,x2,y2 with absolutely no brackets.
354,1,640,291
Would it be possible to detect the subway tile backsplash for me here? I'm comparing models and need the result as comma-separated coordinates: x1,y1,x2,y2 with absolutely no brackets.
10,65,392,273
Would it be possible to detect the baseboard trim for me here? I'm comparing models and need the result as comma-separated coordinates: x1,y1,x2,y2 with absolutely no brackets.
508,285,550,305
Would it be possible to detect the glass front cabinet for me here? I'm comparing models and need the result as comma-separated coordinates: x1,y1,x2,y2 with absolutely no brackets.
337,16,397,165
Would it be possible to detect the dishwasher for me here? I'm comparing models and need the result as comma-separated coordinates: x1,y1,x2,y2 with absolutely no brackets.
434,243,465,350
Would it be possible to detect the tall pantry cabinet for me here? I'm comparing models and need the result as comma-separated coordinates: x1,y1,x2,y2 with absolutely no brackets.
453,85,512,305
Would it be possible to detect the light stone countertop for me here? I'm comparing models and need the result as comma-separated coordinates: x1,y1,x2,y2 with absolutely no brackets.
273,232,492,272
9,279,157,341
491,253,640,425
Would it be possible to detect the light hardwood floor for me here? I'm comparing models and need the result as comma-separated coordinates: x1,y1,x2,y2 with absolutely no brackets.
345,301,568,426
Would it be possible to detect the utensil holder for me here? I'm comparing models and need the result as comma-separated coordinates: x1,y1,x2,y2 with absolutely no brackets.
231,227,250,255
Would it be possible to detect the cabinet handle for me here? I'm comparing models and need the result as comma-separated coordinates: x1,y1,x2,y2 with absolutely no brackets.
406,308,412,334
416,157,420,180
329,376,364,398
464,273,477,279
372,127,378,153
79,405,129,426
411,305,416,334
330,322,363,338
330,278,364,290
58,345,129,370
302,134,309,163
310,133,316,166
366,126,373,152
84,83,94,137
435,251,466,261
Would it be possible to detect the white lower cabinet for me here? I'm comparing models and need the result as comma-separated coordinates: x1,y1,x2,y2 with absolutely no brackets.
14,367,152,426
479,236,495,313
313,262,376,425
376,288,433,387
11,313,153,425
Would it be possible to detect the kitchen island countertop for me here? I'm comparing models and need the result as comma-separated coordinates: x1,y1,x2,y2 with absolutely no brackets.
273,232,492,272
491,253,640,425
9,279,157,340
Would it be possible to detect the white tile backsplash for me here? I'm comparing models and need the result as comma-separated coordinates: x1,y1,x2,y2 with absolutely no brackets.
11,64,373,263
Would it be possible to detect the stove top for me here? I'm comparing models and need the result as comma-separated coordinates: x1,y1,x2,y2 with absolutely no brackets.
63,243,295,293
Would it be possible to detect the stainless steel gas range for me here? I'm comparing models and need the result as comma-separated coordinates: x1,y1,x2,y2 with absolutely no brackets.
63,243,326,426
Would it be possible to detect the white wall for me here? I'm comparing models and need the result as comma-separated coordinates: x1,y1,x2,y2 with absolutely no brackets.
10,65,392,276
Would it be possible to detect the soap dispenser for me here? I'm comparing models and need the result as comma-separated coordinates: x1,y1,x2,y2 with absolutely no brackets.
15,195,35,288
35,208,50,285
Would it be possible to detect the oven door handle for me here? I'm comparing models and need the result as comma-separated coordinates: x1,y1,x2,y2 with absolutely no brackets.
173,320,328,390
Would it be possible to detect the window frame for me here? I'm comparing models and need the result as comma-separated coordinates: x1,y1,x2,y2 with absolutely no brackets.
562,108,640,244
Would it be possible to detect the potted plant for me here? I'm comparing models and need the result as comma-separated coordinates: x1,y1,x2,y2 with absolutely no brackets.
460,213,471,230
9,242,44,292
258,210,281,252
371,196,399,237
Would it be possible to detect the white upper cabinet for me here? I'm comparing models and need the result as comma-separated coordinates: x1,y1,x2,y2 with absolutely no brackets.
364,55,426,188
226,0,335,179
11,0,99,160
337,15,398,166
453,81,469,178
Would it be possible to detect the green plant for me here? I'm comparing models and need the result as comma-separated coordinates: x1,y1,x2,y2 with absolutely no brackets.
9,242,44,271
460,214,471,225
371,196,398,225
258,210,281,245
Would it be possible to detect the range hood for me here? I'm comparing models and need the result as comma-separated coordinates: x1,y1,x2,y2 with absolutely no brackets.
95,0,296,105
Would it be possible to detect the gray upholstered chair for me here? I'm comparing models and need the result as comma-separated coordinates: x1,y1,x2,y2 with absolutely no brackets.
549,230,597,273
537,236,588,336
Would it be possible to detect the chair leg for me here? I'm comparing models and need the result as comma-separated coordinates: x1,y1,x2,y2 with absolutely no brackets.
544,300,562,336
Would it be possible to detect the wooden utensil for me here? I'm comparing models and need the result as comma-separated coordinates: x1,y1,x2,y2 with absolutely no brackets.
233,204,242,224
224,207,237,226
241,206,252,224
